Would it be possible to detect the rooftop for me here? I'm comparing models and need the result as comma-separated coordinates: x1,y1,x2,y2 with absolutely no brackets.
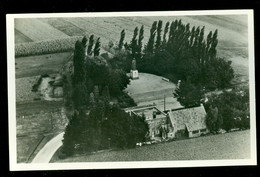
168,105,207,132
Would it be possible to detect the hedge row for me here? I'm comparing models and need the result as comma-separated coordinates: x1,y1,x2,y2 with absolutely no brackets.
15,36,83,57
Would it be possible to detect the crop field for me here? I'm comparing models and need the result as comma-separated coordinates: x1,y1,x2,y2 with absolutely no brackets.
14,15,249,82
39,15,250,85
15,52,72,78
55,130,250,162
15,18,68,41
40,18,88,36
15,29,33,43
38,15,248,48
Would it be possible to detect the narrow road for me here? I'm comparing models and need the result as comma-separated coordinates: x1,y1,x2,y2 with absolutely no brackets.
32,132,64,163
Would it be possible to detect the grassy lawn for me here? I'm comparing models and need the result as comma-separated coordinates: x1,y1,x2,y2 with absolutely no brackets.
55,130,250,162
15,52,72,78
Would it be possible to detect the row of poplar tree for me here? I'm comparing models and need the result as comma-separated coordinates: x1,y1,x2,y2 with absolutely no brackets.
116,19,234,90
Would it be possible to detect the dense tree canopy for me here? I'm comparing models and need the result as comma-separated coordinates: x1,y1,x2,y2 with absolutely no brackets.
116,20,234,91
204,89,250,132
61,103,149,157
173,80,203,108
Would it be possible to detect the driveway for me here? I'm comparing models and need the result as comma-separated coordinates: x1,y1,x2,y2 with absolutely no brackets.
32,132,64,163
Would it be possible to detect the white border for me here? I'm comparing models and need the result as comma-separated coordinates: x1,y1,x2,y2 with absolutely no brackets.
7,10,256,171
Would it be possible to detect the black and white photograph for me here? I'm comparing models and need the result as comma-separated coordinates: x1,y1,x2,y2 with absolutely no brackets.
6,10,256,171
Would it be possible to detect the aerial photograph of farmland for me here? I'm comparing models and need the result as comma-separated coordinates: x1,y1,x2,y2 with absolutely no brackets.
11,11,255,168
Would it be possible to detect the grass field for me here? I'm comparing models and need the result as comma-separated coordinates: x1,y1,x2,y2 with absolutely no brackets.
15,52,72,78
55,130,250,162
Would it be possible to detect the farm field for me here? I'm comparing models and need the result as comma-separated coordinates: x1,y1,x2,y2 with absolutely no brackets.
15,52,72,78
15,15,249,87
15,18,68,41
15,29,33,43
16,101,67,163
54,130,250,162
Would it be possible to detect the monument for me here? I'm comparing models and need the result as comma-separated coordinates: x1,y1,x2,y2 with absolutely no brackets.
130,58,139,79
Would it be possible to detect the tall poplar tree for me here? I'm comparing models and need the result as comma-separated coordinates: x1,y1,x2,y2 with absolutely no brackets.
118,29,125,50
87,34,95,55
130,27,139,58
136,25,144,59
162,21,170,48
146,21,157,54
94,37,101,56
155,20,163,50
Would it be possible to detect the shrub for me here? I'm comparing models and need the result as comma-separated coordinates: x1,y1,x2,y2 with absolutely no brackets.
15,36,83,57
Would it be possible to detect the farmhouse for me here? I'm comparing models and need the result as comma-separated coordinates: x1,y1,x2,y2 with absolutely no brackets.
168,104,208,138
125,104,208,140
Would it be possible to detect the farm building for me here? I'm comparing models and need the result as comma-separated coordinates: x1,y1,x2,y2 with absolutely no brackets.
125,104,208,140
168,104,208,138
124,105,171,139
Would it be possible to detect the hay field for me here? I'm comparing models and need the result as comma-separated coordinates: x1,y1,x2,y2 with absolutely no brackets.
55,130,250,162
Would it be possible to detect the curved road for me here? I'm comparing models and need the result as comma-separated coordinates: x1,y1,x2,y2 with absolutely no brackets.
32,132,64,163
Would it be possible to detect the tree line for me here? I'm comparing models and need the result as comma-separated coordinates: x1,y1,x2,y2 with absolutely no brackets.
113,20,234,91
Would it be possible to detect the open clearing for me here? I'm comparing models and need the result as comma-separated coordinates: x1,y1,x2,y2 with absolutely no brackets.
55,130,250,162
125,73,177,104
